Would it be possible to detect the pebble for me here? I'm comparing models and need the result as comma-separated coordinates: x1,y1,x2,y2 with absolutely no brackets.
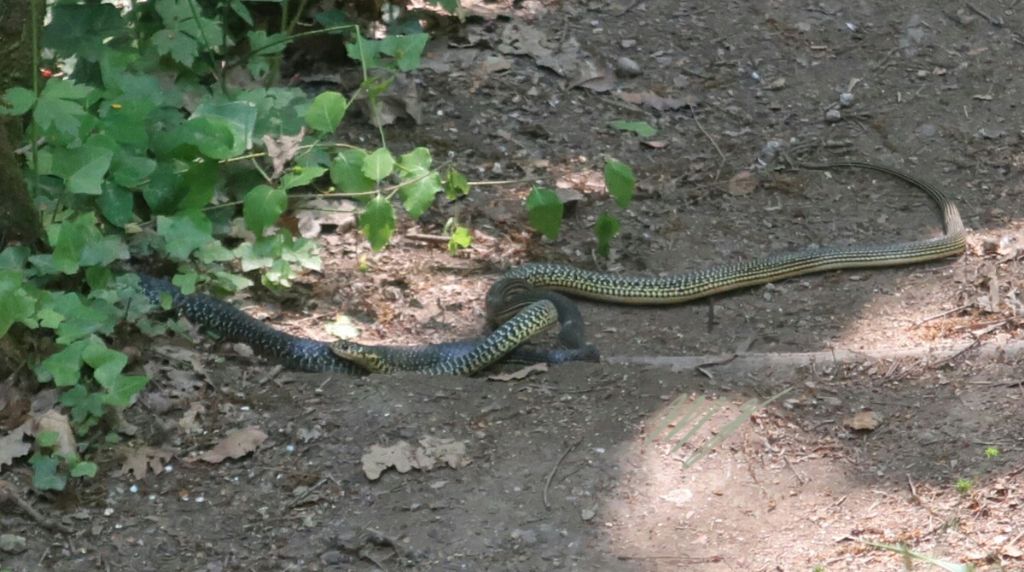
621,39,636,49
0,534,27,554
824,108,842,123
838,92,855,107
615,56,642,77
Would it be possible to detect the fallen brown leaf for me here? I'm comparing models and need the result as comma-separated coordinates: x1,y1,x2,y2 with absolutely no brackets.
196,426,267,463
488,363,549,382
119,446,175,480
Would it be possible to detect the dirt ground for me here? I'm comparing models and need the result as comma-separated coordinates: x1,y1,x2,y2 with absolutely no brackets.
4,0,1024,570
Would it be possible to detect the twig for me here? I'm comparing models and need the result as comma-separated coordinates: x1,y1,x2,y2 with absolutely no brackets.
913,304,971,327
405,233,449,244
689,103,726,179
0,480,74,534
966,1,1004,26
543,438,582,509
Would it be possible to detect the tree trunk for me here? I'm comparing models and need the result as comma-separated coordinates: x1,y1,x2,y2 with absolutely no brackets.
0,0,43,246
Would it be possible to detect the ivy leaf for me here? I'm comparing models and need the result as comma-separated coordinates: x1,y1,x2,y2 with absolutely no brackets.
608,120,657,137
244,184,288,235
152,28,200,67
71,461,98,478
1,87,36,115
362,148,395,182
329,149,375,196
193,101,257,157
52,213,102,274
156,210,214,260
60,385,105,426
525,187,564,240
604,159,636,209
305,91,348,133
30,454,67,491
103,375,148,408
80,234,130,267
448,226,472,253
359,196,395,251
178,159,218,210
0,270,36,337
443,167,470,199
595,212,621,258
36,339,87,386
81,341,129,388
248,30,289,56
378,34,429,71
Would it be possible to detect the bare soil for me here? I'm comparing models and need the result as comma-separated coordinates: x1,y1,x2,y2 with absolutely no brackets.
4,1,1024,570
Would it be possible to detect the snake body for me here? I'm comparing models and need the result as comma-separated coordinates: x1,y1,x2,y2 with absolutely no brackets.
145,160,966,376
494,161,965,306
140,275,598,375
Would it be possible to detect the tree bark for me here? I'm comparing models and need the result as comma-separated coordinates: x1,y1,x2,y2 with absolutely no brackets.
0,0,43,246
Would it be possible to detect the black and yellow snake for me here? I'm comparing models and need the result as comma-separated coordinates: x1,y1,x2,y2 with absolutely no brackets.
147,160,966,376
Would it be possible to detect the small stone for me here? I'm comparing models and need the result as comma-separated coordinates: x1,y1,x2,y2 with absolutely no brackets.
620,39,637,48
0,534,27,554
580,507,597,521
320,550,349,565
615,56,642,78
824,108,842,123
838,92,855,107
916,123,937,138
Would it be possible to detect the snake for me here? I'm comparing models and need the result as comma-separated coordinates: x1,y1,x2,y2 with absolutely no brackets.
140,275,598,375
481,160,966,328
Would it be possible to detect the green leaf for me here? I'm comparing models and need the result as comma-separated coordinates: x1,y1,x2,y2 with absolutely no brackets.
380,34,429,71
248,30,289,56
71,461,98,478
329,149,376,196
0,270,36,337
1,87,36,115
362,148,395,182
36,340,87,386
178,159,218,209
305,91,348,133
244,184,288,235
44,294,119,344
448,226,472,253
82,341,129,388
400,173,441,218
103,375,147,408
525,187,563,240
30,453,67,491
152,28,200,67
52,213,103,274
142,162,187,213
110,154,157,188
398,148,440,217
193,101,257,157
359,196,395,251
608,120,657,137
443,168,470,199
35,80,93,136
594,212,621,258
280,166,327,190
36,431,60,448
156,210,214,260
80,235,130,267
60,384,105,426
604,159,636,209
182,116,236,160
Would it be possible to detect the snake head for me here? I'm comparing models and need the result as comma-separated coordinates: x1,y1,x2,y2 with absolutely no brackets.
329,340,393,373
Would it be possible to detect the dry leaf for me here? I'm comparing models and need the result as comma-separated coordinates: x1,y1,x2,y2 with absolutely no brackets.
618,91,694,111
488,363,549,382
843,410,883,431
727,170,758,196
362,441,417,480
361,437,470,480
32,410,76,456
178,402,206,434
0,421,32,472
196,426,267,463
263,128,306,181
119,446,175,480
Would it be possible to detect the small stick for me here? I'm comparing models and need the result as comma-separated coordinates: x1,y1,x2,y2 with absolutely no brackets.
0,480,74,534
913,304,970,327
543,438,582,509
689,104,726,179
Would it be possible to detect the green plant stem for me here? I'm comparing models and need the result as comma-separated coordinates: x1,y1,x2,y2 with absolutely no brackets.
184,0,224,94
